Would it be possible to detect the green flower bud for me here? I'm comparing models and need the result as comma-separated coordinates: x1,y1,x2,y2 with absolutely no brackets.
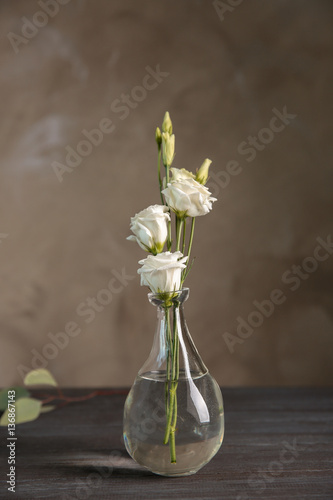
196,158,212,185
162,132,175,167
155,127,162,147
162,111,173,134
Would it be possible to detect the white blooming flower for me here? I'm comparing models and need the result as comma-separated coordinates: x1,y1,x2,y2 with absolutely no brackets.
137,251,188,293
162,178,217,218
127,205,170,254
170,168,195,181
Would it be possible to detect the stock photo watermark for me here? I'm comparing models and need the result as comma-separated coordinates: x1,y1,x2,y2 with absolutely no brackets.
16,268,135,379
206,106,297,197
237,438,306,499
6,390,17,493
61,450,122,500
7,0,72,54
213,0,244,22
51,64,170,183
223,235,333,353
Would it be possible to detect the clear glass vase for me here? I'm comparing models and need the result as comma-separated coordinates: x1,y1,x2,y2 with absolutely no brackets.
123,288,224,477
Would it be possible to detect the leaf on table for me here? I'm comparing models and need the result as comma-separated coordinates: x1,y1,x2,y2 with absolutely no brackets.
0,387,30,411
24,369,58,387
0,397,42,426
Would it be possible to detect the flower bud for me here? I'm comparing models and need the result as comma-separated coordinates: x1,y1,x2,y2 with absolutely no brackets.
155,127,162,147
162,132,175,167
162,111,173,134
196,159,212,185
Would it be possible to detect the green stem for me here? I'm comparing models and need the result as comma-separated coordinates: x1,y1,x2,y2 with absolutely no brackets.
165,311,171,413
172,306,178,381
163,303,179,464
175,216,178,250
171,391,177,433
187,217,196,263
175,313,179,382
169,419,176,463
181,217,195,284
163,383,175,444
176,218,183,252
164,307,172,444
157,148,164,204
169,306,179,462
165,164,172,250
166,163,170,185
182,218,186,255
167,220,172,251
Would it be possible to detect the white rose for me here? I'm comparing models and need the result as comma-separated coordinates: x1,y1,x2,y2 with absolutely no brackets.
162,168,194,189
127,205,170,254
162,178,217,218
137,251,188,293
170,167,195,181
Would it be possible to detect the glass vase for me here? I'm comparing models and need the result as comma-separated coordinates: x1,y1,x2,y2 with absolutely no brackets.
123,288,224,477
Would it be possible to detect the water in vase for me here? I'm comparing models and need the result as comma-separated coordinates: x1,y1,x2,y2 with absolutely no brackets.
123,370,224,477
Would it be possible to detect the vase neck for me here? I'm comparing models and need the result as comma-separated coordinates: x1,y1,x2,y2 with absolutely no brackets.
139,289,207,379
148,288,190,308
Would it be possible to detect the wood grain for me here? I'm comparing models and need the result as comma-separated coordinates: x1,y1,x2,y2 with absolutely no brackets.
0,388,332,499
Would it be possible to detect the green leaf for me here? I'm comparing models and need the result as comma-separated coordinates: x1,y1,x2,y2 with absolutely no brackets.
0,387,30,411
0,398,42,426
40,405,56,413
24,369,58,387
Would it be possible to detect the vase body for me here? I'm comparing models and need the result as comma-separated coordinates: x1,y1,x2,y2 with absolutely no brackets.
123,288,224,476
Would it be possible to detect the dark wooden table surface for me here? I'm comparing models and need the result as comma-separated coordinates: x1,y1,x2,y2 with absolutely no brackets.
0,388,332,500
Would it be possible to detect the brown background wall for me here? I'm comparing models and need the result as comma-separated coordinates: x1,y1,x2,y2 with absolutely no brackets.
0,0,332,387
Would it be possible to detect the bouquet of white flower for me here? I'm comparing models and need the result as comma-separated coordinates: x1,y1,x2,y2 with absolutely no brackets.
127,112,217,463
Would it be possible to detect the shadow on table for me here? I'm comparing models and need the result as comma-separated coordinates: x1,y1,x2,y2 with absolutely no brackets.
54,449,161,479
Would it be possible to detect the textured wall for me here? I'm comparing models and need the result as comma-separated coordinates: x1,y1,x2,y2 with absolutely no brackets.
0,0,332,387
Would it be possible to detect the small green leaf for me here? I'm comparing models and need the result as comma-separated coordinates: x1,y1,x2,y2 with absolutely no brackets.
40,405,56,413
0,387,30,411
24,369,58,387
0,398,41,426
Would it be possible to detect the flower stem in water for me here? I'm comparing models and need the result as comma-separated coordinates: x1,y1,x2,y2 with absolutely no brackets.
163,303,179,463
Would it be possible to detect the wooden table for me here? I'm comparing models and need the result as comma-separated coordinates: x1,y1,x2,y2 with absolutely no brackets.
1,388,332,499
